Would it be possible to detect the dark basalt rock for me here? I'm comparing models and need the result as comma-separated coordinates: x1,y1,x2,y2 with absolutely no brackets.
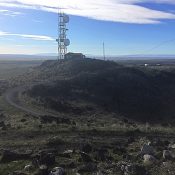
80,152,93,163
49,167,66,175
0,121,5,127
36,165,49,175
0,150,31,163
32,151,55,167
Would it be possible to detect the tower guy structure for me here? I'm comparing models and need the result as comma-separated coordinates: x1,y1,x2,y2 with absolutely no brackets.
56,12,70,59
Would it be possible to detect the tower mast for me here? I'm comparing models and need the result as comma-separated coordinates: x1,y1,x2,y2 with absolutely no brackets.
103,42,106,61
56,10,70,59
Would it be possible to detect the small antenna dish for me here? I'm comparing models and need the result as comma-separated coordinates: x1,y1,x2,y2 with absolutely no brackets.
64,39,70,46
63,15,69,23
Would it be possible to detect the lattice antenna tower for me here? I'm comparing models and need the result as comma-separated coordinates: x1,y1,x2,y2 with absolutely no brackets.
56,10,70,59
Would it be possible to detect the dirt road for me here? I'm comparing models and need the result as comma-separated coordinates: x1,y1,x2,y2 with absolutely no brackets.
4,85,56,117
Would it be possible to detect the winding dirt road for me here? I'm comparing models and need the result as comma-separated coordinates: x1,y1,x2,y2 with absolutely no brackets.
4,85,56,117
4,85,175,139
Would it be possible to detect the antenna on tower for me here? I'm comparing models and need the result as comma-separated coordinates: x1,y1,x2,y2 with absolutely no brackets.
103,42,106,61
56,10,70,59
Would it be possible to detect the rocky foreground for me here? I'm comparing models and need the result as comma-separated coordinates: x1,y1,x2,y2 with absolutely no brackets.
1,137,175,175
2,59,175,175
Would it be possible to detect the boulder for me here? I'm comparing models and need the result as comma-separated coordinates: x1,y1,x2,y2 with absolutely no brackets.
39,165,48,175
162,161,171,168
24,164,33,171
59,150,73,158
0,121,5,127
169,143,175,149
143,154,156,166
141,143,154,155
163,150,174,160
49,167,66,175
125,164,134,175
32,152,55,166
120,163,146,175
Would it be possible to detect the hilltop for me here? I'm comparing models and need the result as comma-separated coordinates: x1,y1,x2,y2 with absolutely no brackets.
19,58,175,123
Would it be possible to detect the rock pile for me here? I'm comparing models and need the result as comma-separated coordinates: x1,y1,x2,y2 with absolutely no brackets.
6,139,175,175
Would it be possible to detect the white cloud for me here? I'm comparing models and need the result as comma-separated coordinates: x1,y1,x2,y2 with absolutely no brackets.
0,0,175,24
16,34,54,41
0,31,8,36
0,9,23,16
0,31,54,41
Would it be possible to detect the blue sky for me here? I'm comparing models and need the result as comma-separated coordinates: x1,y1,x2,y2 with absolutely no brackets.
0,0,175,56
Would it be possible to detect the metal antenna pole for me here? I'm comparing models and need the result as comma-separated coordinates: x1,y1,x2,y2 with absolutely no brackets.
56,9,70,59
103,42,106,61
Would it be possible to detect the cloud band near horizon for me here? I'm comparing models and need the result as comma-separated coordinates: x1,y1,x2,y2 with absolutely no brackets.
0,31,55,41
0,0,175,24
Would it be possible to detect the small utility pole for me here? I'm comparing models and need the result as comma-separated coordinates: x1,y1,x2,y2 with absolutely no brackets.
103,42,106,61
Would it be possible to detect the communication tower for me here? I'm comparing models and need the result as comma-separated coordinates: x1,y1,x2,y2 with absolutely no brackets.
56,12,70,59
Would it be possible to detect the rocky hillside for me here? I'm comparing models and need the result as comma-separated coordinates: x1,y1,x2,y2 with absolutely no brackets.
25,58,175,123
13,58,121,84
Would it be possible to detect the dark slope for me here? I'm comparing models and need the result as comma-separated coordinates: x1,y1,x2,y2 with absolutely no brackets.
12,58,121,84
26,58,175,122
